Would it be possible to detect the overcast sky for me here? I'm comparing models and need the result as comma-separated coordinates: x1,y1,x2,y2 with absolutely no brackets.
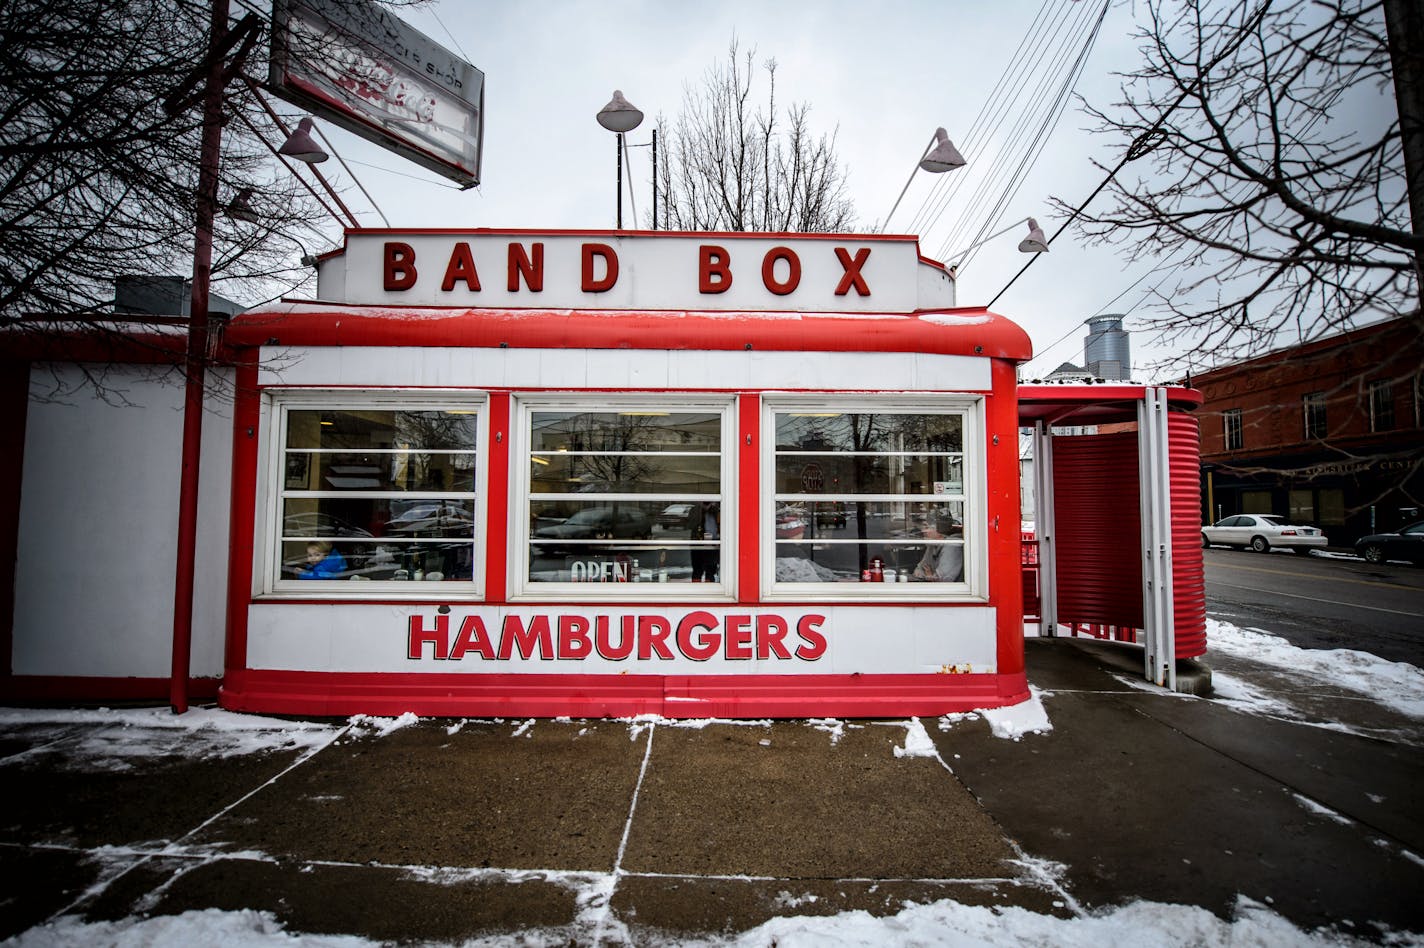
293,0,1191,380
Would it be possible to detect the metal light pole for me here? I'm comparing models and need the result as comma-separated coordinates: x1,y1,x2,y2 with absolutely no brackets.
596,91,644,229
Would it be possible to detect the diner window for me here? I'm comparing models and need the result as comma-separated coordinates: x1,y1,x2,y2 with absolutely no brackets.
1302,392,1326,440
1369,381,1394,432
766,399,981,597
269,395,482,592
1223,409,1244,451
515,397,733,596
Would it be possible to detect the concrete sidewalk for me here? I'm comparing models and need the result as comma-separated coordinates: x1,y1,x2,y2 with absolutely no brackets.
1,637,1421,944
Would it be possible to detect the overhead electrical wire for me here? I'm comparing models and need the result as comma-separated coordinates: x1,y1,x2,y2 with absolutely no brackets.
929,0,1097,256
943,0,1110,269
906,0,1066,237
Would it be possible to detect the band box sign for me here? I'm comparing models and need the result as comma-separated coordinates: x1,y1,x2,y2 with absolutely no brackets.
331,232,938,312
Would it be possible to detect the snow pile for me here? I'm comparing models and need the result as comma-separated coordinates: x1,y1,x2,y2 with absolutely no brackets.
773,557,841,582
346,711,419,737
713,895,1391,948
892,717,938,758
1206,618,1424,720
977,687,1053,740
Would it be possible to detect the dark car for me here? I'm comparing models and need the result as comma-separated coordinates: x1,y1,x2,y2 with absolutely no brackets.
1354,521,1424,565
534,506,653,542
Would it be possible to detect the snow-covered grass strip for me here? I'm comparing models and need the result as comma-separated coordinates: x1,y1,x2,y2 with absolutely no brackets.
1206,618,1424,720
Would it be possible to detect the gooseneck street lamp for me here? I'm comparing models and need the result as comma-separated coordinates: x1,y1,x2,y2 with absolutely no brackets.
596,90,644,229
882,127,967,232
946,216,1049,273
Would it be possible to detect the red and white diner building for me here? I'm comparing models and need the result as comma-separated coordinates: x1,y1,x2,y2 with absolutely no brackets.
0,229,1208,718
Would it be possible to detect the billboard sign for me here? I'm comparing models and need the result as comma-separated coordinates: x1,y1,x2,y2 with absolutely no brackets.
269,0,484,188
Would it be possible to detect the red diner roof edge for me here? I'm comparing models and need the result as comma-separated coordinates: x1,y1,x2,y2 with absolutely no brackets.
227,300,1033,361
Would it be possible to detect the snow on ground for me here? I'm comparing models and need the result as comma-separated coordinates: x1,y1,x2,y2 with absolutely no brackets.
0,706,340,771
6,627,1424,947
7,896,1409,948
1205,617,1424,720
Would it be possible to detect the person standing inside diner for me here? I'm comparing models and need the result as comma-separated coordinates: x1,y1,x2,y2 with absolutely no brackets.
688,502,720,582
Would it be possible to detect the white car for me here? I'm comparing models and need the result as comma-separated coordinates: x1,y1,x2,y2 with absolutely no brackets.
1201,514,1327,554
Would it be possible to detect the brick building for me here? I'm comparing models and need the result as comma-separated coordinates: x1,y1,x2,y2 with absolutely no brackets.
1191,317,1424,547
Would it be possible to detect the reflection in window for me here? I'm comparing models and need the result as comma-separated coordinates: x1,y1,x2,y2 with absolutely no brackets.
525,408,726,586
772,411,968,585
279,406,479,584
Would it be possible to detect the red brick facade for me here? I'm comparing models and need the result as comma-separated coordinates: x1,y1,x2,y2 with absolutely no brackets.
1190,318,1424,545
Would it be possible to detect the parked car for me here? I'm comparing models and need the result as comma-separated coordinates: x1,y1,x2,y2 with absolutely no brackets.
534,506,652,542
1354,521,1424,565
655,503,695,530
1201,514,1327,554
386,501,475,535
282,512,372,539
774,505,809,540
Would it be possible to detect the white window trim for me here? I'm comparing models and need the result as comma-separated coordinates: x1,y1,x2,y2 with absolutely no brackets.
760,394,987,602
257,388,488,599
507,392,738,602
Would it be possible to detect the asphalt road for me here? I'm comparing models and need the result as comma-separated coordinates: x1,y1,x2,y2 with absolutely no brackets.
1203,546,1424,667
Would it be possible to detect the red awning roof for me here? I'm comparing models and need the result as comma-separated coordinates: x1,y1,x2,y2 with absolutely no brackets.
225,300,1034,361
1018,384,1203,426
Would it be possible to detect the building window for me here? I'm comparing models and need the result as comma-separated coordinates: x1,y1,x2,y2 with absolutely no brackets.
1319,489,1346,526
765,397,982,598
1369,381,1394,432
1288,490,1314,523
1223,409,1244,451
268,394,483,593
514,396,733,596
1302,392,1326,440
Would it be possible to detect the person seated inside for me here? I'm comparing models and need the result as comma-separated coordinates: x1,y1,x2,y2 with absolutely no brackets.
914,516,964,582
299,540,347,579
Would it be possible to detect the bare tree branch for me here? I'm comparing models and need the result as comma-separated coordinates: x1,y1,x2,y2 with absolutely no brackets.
655,39,856,234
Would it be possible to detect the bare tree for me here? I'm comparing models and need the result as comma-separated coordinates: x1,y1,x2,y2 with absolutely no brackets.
655,40,856,233
0,0,340,340
1065,0,1421,367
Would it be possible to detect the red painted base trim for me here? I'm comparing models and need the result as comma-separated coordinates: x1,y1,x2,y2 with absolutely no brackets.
0,676,221,704
219,671,1029,719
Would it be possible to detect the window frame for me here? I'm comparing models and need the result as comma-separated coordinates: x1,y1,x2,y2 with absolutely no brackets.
507,392,738,602
1369,380,1395,432
259,389,488,599
1223,408,1244,451
1302,391,1326,440
760,394,987,602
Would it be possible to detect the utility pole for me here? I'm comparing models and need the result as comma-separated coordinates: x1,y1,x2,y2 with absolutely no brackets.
170,0,231,713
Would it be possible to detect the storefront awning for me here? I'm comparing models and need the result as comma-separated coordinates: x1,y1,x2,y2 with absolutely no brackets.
225,301,1034,361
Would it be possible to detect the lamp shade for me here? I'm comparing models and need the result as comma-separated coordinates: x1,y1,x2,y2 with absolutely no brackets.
278,118,329,163
1018,217,1049,253
919,127,966,173
596,90,644,133
226,187,259,223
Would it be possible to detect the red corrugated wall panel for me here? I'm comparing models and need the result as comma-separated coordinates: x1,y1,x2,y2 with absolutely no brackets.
1170,411,1207,658
1051,433,1144,629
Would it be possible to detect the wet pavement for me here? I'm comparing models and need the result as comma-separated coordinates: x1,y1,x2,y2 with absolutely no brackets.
1,637,1421,945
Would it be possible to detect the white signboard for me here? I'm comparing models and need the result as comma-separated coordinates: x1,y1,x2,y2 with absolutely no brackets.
270,0,484,187
246,604,1000,675
324,232,941,313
